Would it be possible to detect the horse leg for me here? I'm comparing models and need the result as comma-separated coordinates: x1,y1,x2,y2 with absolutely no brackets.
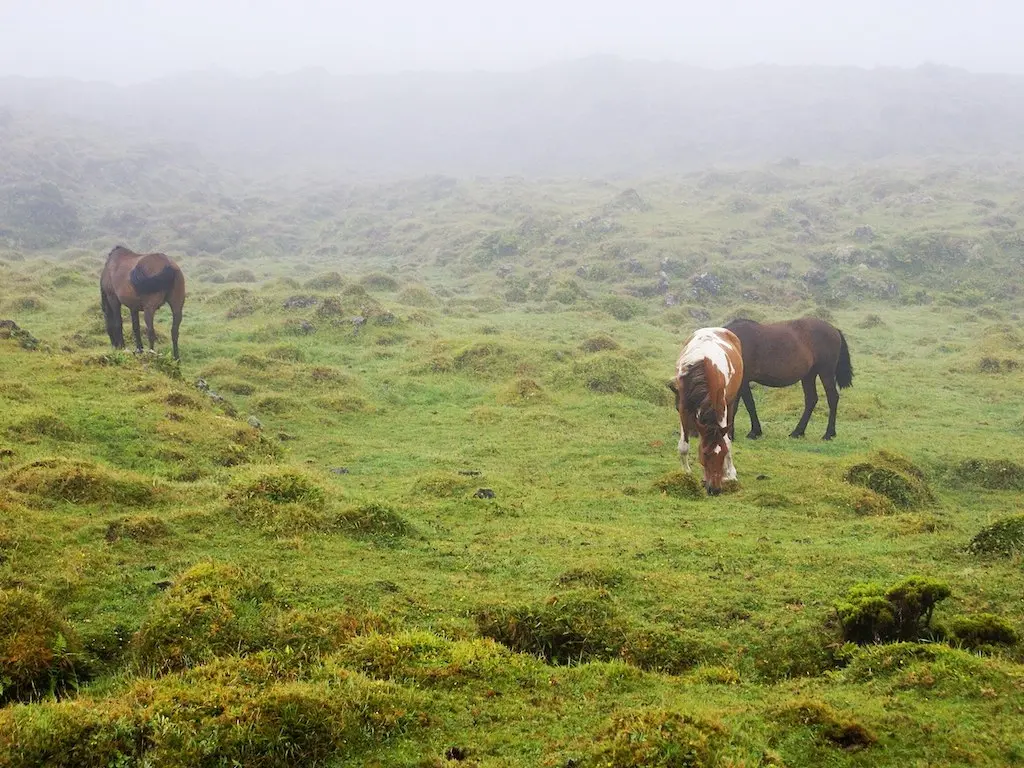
144,307,157,352
678,424,691,472
105,294,125,349
738,381,762,439
789,374,819,438
130,310,143,352
820,372,840,440
171,307,182,361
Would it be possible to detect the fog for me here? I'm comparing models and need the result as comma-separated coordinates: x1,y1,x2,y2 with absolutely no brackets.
2,0,1023,83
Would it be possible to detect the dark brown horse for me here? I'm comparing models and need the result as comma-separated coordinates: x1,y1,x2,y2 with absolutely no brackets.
100,246,186,360
724,316,853,441
668,327,744,495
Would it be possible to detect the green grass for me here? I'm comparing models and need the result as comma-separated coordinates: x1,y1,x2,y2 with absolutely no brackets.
2,163,1024,767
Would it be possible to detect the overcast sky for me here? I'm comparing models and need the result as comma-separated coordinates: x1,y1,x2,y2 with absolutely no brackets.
0,0,1020,83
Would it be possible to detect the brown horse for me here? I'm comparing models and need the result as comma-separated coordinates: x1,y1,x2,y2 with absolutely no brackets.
100,245,186,360
724,317,853,441
668,327,744,495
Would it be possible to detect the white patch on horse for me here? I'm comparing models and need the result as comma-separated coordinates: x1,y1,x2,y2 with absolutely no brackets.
676,327,736,387
723,436,737,480
678,434,690,472
713,444,722,455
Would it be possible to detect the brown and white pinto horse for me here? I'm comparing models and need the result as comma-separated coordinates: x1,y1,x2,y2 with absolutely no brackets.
668,327,744,495
100,245,186,360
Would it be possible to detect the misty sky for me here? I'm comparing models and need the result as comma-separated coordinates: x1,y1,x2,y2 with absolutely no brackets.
0,0,1021,83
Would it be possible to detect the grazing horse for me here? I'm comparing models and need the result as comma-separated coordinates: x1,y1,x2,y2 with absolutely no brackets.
724,317,853,441
100,245,186,360
668,327,744,496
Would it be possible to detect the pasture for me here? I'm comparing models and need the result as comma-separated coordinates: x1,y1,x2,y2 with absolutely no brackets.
1,166,1023,767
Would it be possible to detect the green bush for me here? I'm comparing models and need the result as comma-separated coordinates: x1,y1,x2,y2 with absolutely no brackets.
947,458,1024,490
836,577,950,644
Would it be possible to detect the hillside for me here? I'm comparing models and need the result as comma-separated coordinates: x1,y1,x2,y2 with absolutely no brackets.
2,103,1024,314
2,63,1024,766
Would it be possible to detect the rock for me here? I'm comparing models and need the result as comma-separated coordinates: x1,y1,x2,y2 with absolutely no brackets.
194,377,209,391
853,225,876,242
247,416,263,430
690,272,722,297
283,295,319,309
331,467,350,475
474,488,496,499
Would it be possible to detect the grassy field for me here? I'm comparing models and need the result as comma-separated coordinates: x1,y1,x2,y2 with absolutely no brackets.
1,163,1024,767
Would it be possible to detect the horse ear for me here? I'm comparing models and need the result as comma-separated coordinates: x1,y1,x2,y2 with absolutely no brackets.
704,357,728,426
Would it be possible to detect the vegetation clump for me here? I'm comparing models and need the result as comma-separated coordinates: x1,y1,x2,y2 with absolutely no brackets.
225,469,331,534
475,590,710,673
412,472,474,498
835,577,951,644
0,589,81,703
5,458,155,506
0,653,425,768
497,377,548,405
568,353,670,404
844,450,932,509
946,458,1024,491
967,514,1024,556
104,515,171,544
943,614,1019,650
772,699,876,751
579,333,620,352
589,708,727,768
653,470,704,500
130,562,278,673
337,502,412,541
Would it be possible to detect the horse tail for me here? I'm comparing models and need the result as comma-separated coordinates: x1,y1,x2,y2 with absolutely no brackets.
836,331,853,389
130,263,176,295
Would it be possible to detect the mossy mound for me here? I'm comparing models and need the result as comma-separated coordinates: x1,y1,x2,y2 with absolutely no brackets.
0,589,81,703
497,377,549,405
589,708,727,768
411,472,475,498
652,470,704,500
844,450,932,509
104,515,171,544
966,514,1024,556
0,653,425,768
942,613,1019,650
130,562,278,673
336,502,412,541
946,458,1024,491
224,469,332,535
475,590,713,672
5,458,156,506
567,352,672,405
771,699,876,751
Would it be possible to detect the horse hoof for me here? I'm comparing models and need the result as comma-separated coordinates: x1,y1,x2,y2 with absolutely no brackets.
789,433,805,439
747,431,762,440
822,434,835,441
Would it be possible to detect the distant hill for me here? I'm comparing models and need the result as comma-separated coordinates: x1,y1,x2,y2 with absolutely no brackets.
3,58,1024,178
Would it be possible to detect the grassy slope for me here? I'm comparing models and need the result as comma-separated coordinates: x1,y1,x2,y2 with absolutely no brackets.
1,164,1024,766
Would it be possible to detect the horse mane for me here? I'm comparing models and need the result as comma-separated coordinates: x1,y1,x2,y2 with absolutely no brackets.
680,360,724,438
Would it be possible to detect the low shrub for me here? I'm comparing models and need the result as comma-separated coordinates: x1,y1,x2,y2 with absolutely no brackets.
835,577,951,644
104,515,170,544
